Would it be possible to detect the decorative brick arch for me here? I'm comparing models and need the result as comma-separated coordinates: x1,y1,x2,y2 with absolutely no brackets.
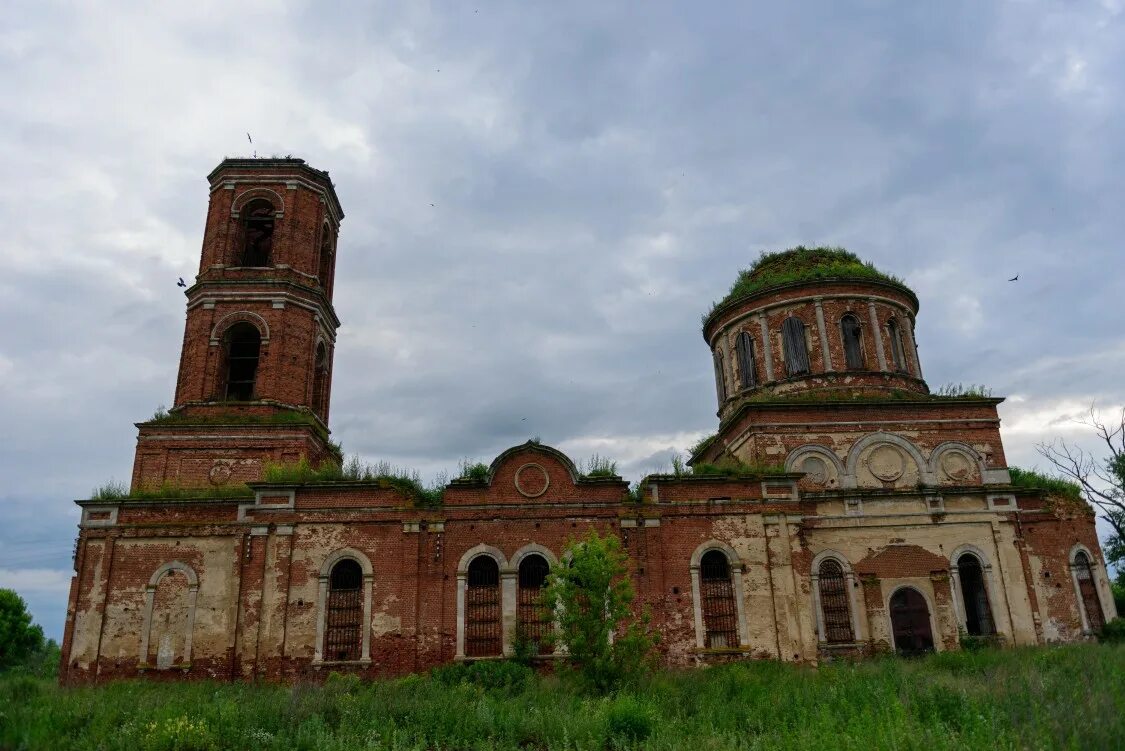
209,311,270,345
1069,543,1111,633
231,187,285,217
510,543,558,570
810,550,862,644
689,540,748,649
314,548,374,664
844,432,932,488
138,561,199,669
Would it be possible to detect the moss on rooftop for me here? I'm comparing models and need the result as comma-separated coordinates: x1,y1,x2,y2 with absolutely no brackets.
704,246,911,327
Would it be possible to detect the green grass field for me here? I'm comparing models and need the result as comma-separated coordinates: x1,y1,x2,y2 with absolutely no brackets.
2,645,1123,750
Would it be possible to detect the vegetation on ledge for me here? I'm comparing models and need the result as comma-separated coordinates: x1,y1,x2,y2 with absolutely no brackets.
1009,466,1084,502
143,404,330,436
689,456,787,477
90,480,254,501
261,456,445,507
705,246,908,324
5,644,1125,749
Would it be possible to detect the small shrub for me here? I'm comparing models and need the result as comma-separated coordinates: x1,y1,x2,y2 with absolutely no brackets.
583,454,619,478
141,715,216,751
1100,618,1125,644
670,452,685,477
688,433,718,459
90,480,129,500
605,695,654,742
934,383,993,398
457,459,490,481
959,631,1005,652
431,660,533,692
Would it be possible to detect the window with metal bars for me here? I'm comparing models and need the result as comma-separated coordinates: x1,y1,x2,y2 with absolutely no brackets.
817,559,854,643
840,314,864,370
957,554,995,636
239,199,275,267
782,317,810,376
735,331,757,389
466,556,502,657
517,554,551,648
222,323,261,401
1074,551,1105,632
700,550,738,648
324,559,363,661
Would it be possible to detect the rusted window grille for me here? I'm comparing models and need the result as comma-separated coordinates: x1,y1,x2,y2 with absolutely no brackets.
700,550,738,648
735,331,757,389
324,558,363,661
517,554,551,647
223,323,260,401
840,314,864,370
818,559,854,643
240,199,274,267
466,556,502,657
1074,552,1105,632
782,317,810,376
957,554,995,636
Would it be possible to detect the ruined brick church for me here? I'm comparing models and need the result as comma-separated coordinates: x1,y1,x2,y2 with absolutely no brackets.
60,158,1117,684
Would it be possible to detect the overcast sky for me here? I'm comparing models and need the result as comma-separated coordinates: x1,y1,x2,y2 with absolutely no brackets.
2,1,1123,640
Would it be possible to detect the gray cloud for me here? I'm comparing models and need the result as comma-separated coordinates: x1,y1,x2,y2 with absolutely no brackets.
2,0,1124,639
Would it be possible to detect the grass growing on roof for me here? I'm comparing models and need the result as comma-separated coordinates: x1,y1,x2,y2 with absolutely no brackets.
705,246,908,324
261,456,445,507
1008,466,1084,502
6,644,1125,750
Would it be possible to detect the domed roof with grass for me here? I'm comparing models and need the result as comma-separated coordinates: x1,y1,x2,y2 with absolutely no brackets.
704,246,914,328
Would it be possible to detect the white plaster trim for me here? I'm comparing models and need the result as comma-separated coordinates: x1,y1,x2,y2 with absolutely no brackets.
886,584,941,653
757,312,775,381
784,445,845,486
510,543,559,570
928,441,988,484
814,299,832,371
231,187,286,215
81,505,119,528
809,550,862,644
138,561,200,669
867,300,888,371
986,493,1016,511
982,468,1012,485
456,545,509,659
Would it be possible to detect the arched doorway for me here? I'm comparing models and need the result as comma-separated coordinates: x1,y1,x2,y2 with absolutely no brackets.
465,555,502,657
889,587,934,655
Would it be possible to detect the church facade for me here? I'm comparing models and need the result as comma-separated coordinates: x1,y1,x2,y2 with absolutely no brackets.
60,158,1117,684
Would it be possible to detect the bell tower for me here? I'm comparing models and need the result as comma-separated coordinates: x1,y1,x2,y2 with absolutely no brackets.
130,158,344,492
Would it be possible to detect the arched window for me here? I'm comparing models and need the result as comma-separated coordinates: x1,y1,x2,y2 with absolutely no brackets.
318,231,333,288
888,318,907,372
311,342,328,416
517,554,551,648
324,558,363,661
221,323,261,401
956,553,995,636
817,559,854,643
735,331,757,389
700,550,738,648
713,351,727,405
239,199,275,267
840,314,864,370
889,587,935,655
782,317,810,376
466,556,502,657
1073,551,1105,632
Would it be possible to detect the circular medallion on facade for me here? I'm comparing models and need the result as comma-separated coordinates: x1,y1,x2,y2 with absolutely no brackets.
940,451,973,481
867,445,904,481
208,462,232,486
800,456,829,484
514,463,550,498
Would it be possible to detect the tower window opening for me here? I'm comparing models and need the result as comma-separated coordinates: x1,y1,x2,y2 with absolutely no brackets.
713,351,727,405
318,232,333,287
888,318,908,372
239,199,275,267
699,550,738,648
312,342,329,416
735,331,757,389
782,317,810,376
841,314,865,370
324,558,363,661
222,323,261,401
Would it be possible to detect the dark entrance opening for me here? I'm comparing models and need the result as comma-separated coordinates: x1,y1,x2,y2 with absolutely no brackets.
700,550,738,648
890,587,934,655
517,554,551,649
325,558,362,661
957,554,995,636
